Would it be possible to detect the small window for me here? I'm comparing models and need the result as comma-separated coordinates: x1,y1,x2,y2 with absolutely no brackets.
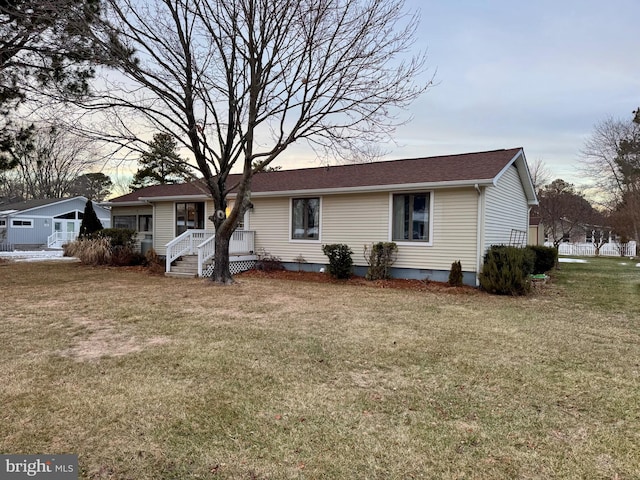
138,215,153,232
11,219,33,228
392,193,431,242
0,219,6,228
291,198,320,240
113,215,136,230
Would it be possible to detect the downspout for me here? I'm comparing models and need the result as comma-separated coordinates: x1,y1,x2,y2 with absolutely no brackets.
475,184,484,287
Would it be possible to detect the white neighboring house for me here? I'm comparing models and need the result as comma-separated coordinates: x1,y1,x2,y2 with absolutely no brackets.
107,148,538,285
0,197,111,250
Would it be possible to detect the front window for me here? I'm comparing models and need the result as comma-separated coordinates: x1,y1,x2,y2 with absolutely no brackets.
392,193,430,242
138,215,153,232
0,219,6,228
291,197,320,240
176,202,205,236
113,215,136,230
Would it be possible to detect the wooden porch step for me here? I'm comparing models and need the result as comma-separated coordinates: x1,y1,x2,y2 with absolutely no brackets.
164,271,198,279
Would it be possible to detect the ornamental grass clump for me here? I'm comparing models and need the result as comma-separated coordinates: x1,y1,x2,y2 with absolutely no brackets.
64,237,112,265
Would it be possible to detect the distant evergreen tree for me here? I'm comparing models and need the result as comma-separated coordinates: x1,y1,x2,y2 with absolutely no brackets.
130,133,193,190
79,199,103,237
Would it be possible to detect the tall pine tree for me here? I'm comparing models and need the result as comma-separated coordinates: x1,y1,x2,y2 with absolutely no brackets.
130,133,193,190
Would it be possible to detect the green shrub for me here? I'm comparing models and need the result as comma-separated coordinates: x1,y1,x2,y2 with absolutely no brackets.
98,228,137,248
526,245,558,274
364,242,397,280
479,245,534,295
448,260,464,287
322,243,353,279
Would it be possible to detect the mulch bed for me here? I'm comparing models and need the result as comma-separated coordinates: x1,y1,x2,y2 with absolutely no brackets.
237,268,480,294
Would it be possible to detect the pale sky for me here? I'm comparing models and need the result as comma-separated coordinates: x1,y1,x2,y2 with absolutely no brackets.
277,0,639,187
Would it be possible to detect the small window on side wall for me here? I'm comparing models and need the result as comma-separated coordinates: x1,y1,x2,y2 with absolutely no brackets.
11,219,33,228
392,192,431,242
138,215,153,232
291,197,320,240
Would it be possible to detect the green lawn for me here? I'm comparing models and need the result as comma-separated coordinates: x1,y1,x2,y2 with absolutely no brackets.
1,258,639,479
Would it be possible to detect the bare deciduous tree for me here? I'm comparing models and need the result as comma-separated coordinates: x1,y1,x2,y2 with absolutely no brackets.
83,0,431,283
581,112,640,244
537,179,597,247
0,124,101,199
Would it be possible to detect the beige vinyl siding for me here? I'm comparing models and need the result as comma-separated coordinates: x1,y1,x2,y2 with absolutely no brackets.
152,202,174,256
394,188,478,272
483,165,529,251
250,189,479,272
250,193,389,265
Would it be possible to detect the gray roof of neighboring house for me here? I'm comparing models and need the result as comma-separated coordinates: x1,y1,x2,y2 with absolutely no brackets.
108,148,536,204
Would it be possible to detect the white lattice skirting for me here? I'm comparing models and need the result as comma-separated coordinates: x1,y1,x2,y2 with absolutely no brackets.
202,259,256,278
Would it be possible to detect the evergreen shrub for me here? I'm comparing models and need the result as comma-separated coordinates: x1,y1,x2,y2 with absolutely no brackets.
526,245,558,274
364,242,397,280
448,260,464,287
479,245,534,295
322,244,353,279
79,200,103,238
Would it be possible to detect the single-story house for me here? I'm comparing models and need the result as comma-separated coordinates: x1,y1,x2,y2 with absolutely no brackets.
0,197,111,250
106,148,538,285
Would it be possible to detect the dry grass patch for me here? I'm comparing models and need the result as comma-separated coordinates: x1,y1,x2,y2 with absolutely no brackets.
0,259,639,479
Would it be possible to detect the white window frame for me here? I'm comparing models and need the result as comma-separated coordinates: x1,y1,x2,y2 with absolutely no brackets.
388,191,434,246
11,218,34,228
289,196,322,243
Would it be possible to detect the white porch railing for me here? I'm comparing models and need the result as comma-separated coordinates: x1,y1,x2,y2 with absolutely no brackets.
196,229,255,276
166,229,255,275
165,229,215,273
47,231,78,248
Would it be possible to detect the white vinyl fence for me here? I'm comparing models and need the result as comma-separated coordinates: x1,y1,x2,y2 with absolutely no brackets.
545,241,637,257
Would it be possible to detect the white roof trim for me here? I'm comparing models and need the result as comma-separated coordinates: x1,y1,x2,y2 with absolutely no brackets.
122,179,498,203
492,149,538,205
249,179,497,198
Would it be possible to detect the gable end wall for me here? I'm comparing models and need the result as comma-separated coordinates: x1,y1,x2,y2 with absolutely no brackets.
483,165,529,252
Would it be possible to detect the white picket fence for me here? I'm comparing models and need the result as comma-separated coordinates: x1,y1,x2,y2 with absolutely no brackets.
545,241,637,257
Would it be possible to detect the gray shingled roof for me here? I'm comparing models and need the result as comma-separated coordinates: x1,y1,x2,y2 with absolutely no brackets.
109,148,525,203
0,197,83,213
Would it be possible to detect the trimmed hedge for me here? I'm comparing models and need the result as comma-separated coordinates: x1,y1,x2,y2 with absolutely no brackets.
526,245,558,274
322,243,353,279
479,245,534,295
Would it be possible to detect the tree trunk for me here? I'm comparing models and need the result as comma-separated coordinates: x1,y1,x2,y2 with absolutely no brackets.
212,229,233,284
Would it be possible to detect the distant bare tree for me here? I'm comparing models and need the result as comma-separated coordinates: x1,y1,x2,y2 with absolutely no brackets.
581,111,640,243
0,124,100,199
538,179,597,247
82,0,431,283
528,157,552,191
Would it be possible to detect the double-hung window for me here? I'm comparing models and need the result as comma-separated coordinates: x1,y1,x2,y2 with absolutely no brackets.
392,193,431,243
291,197,320,240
